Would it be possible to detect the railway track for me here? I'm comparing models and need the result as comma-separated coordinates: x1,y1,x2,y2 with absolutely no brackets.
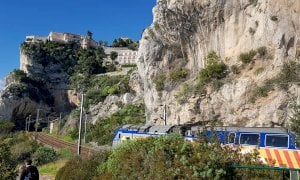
35,133,102,159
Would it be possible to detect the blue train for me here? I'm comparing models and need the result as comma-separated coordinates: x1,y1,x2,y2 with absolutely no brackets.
112,124,298,150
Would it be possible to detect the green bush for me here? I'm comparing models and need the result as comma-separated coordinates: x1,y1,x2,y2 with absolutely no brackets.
32,146,57,165
199,52,227,83
239,50,257,64
169,68,189,82
289,97,300,144
11,141,36,162
274,61,300,90
230,65,239,74
250,84,274,103
0,120,14,135
67,127,79,140
0,142,17,180
56,151,111,180
97,135,279,179
85,75,131,106
153,74,166,91
257,46,267,57
270,16,278,21
110,51,118,60
147,28,155,38
87,103,145,145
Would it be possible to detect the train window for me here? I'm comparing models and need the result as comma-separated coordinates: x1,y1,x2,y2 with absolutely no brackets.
240,134,259,145
265,135,288,148
228,133,235,144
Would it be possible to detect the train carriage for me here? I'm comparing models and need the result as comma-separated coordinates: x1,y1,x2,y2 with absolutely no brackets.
112,124,300,169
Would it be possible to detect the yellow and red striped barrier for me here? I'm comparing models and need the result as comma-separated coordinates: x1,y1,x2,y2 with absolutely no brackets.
242,147,300,169
259,148,300,169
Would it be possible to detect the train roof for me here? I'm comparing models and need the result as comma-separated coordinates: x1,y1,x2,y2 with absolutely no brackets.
191,126,288,134
148,125,174,134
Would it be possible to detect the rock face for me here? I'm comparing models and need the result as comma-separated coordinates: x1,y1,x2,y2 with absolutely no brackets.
137,0,300,126
0,48,76,128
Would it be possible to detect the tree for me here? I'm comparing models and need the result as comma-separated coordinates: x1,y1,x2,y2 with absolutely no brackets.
290,96,300,137
110,51,118,60
112,38,135,48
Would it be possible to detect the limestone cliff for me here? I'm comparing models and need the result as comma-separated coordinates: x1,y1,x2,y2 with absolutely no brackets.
137,0,300,126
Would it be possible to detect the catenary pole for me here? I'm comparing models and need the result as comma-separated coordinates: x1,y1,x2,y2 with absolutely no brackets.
35,109,40,132
77,94,84,155
84,113,87,144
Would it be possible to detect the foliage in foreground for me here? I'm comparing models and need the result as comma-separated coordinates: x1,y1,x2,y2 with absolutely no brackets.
0,120,14,134
55,151,111,180
56,135,283,179
87,103,145,145
97,135,281,179
0,142,17,180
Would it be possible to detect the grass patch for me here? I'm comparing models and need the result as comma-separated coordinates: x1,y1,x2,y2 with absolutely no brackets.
254,67,265,75
39,159,68,176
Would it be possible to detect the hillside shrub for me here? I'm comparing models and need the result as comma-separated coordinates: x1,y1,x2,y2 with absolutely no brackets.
87,103,145,145
11,141,35,162
199,51,227,83
169,68,189,82
274,61,300,90
0,142,17,180
153,74,166,91
32,146,57,165
270,16,278,21
56,151,111,180
148,28,155,38
230,65,239,74
239,50,257,64
257,46,267,57
289,96,300,143
250,83,274,103
0,120,14,135
85,75,131,106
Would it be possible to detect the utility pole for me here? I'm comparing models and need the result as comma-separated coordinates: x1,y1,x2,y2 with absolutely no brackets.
163,104,167,126
58,112,62,134
47,117,50,133
28,115,31,131
84,113,87,144
35,109,40,132
25,117,28,132
77,94,84,155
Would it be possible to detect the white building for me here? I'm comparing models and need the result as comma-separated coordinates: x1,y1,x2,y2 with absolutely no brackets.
25,36,48,43
104,47,138,65
25,32,97,49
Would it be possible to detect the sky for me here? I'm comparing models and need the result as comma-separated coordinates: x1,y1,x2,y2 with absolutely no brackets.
0,0,156,90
